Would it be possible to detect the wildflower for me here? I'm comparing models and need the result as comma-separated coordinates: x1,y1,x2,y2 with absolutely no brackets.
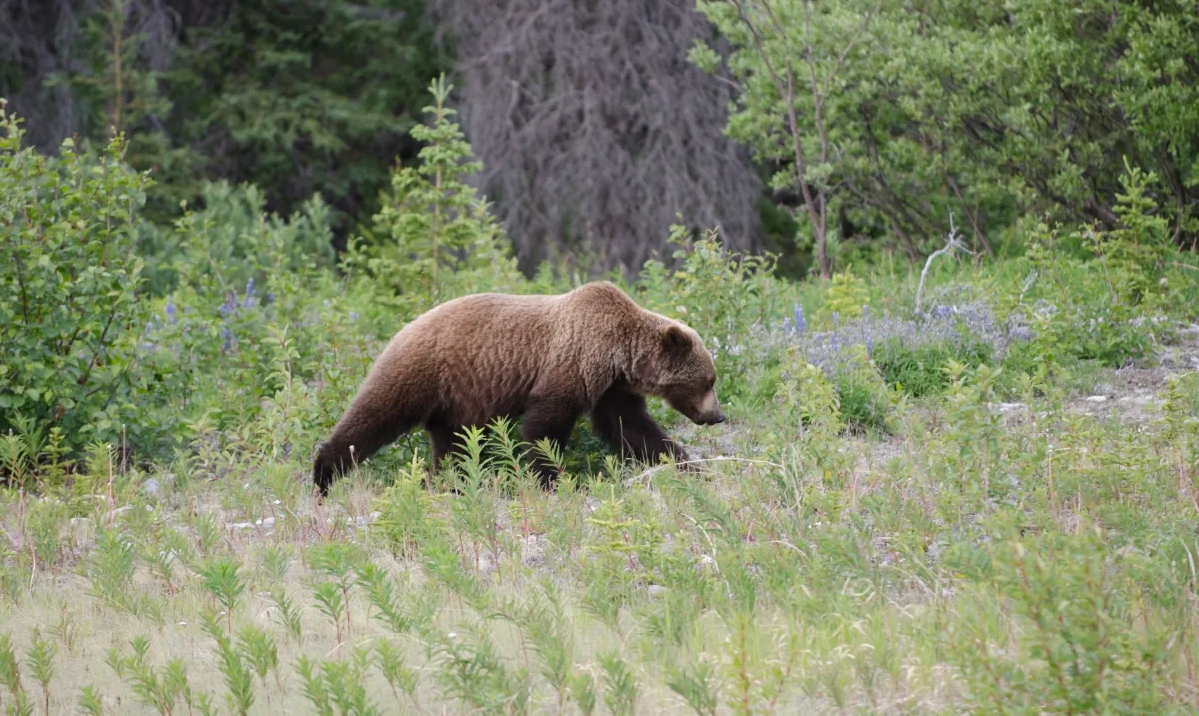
349,311,359,322
164,296,177,324
793,304,807,333
831,311,839,328
240,277,257,310
220,292,237,316
866,336,874,357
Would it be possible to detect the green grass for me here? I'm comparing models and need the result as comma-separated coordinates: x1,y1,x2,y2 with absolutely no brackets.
6,73,1199,714
1,310,1198,714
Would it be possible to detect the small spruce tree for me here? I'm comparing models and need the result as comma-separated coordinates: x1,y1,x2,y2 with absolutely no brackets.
348,75,522,312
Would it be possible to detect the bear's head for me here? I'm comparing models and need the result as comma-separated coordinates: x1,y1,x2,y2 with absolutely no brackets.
634,322,725,426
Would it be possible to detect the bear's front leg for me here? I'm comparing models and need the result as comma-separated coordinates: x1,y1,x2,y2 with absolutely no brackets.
590,387,690,468
522,397,582,489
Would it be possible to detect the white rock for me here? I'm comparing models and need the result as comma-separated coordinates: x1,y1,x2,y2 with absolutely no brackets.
229,517,276,531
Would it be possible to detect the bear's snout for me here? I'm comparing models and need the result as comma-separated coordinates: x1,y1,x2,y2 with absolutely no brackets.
691,389,725,426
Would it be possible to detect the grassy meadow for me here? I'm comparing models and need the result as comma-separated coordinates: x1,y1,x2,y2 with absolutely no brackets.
4,90,1199,715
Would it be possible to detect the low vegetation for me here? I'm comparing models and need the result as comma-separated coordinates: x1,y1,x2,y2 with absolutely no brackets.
2,76,1199,715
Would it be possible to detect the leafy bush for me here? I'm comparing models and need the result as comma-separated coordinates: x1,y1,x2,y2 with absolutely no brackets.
873,340,991,398
700,0,1199,265
870,307,999,397
635,225,783,407
1004,163,1179,369
140,188,376,453
769,300,1014,401
137,180,337,297
774,334,893,434
776,350,842,434
0,104,154,454
951,526,1173,714
828,345,893,433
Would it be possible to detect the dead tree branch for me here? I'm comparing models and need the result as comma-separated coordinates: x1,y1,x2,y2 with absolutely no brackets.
915,211,974,316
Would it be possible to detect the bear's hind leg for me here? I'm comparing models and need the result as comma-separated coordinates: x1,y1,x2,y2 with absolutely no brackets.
521,398,582,489
314,394,425,496
591,387,690,469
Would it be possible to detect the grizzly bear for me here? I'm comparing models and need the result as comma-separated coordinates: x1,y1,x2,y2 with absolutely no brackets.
312,281,725,495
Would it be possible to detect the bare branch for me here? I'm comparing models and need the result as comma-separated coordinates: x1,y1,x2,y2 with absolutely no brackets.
915,211,974,316
729,0,829,276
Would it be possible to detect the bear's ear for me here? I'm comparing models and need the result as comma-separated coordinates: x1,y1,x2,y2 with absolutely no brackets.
660,324,692,354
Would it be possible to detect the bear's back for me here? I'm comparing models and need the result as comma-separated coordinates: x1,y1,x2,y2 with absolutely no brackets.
377,283,644,426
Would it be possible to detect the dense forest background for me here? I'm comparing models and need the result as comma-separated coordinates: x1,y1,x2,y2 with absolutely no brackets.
3,0,1198,277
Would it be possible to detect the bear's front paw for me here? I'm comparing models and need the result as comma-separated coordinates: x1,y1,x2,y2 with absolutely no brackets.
667,443,696,471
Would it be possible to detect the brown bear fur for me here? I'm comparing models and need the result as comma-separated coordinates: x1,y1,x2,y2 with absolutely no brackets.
312,281,724,495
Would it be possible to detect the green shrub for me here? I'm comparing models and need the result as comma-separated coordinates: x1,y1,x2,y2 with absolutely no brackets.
776,349,842,434
829,345,893,433
817,265,869,326
776,343,892,435
137,186,367,450
0,103,155,454
635,225,783,407
873,338,993,397
138,180,336,297
951,526,1174,714
1007,163,1178,370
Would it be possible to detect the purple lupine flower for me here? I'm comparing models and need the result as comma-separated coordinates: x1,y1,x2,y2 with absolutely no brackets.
793,304,807,333
349,311,359,322
221,325,233,351
164,296,177,324
220,292,237,316
240,278,256,310
782,317,792,333
764,299,1024,381
831,312,840,328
